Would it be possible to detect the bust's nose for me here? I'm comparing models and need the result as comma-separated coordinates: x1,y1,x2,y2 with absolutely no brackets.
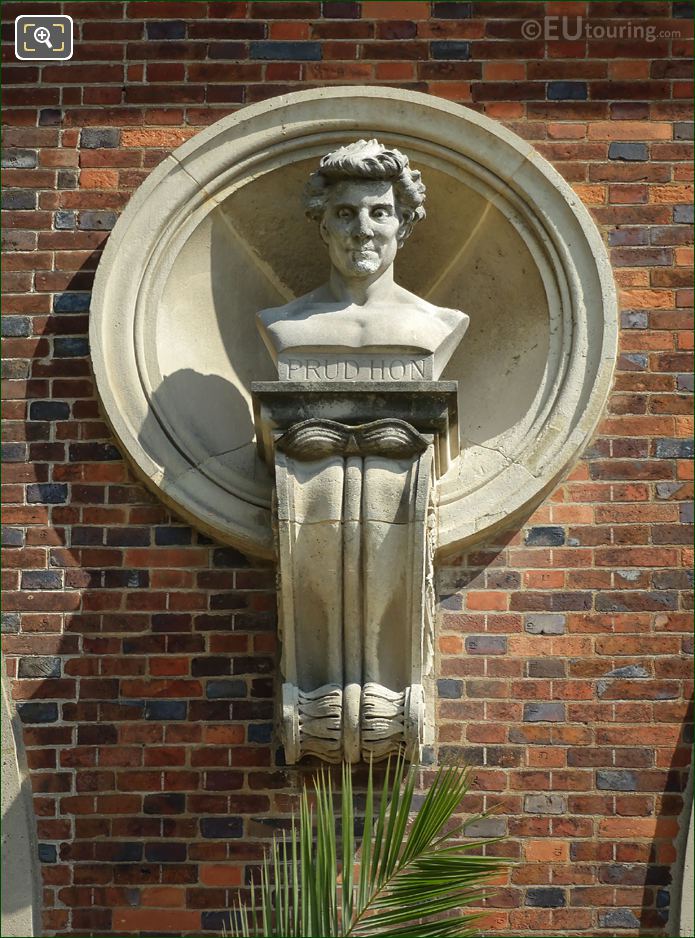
351,210,374,241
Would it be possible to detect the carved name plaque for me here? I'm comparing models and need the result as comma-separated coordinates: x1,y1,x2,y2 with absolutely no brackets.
278,354,432,381
253,139,467,763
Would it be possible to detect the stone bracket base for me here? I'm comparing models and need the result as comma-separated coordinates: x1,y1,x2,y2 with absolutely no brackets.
282,681,426,764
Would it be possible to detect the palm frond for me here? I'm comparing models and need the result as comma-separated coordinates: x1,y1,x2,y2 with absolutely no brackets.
230,756,508,937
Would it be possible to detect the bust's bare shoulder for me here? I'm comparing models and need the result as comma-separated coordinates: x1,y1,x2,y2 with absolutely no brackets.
257,287,330,327
429,302,469,327
396,287,469,328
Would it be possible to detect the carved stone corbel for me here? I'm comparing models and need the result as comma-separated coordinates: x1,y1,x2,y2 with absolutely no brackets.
252,383,457,763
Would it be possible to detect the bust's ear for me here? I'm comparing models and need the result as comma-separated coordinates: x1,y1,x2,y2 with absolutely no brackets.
397,210,414,247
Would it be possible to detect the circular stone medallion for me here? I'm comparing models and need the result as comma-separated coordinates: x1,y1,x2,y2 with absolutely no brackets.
90,86,617,559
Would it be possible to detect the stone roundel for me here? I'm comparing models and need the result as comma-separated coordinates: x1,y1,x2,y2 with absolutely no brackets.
90,86,617,559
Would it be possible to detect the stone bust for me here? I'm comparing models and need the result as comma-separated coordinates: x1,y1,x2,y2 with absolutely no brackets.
257,139,469,381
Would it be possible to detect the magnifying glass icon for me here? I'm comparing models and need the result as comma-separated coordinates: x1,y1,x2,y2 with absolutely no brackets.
34,26,53,49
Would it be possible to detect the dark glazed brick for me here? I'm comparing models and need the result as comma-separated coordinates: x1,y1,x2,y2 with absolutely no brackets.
2,528,25,548
652,569,693,592
2,443,27,462
54,293,91,313
675,122,694,140
202,911,233,931
144,700,187,721
463,817,506,837
655,438,694,458
18,657,62,678
106,528,150,547
674,205,694,224
200,817,243,839
547,81,587,100
155,526,193,546
524,794,566,814
69,443,121,461
609,142,648,161
57,172,77,191
2,190,36,210
21,570,63,591
1,317,32,336
29,401,70,421
433,2,472,16
101,842,143,862
248,723,273,743
146,21,186,40
597,770,638,791
523,702,565,722
622,311,648,329
437,679,463,698
431,40,470,59
206,680,247,699
526,887,566,907
54,338,90,358
39,109,62,126
78,210,117,230
55,210,76,230
250,41,322,60
525,526,565,546
321,1,360,16
525,613,566,635
38,843,57,863
17,702,58,724
1,613,21,634
599,910,641,929
80,128,120,148
27,484,68,505
71,526,104,546
465,635,507,655
1,149,37,169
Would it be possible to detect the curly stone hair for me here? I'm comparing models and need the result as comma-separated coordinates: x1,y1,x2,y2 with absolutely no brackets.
303,138,426,243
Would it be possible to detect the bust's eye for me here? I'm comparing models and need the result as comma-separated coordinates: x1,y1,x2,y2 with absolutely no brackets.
337,208,352,219
372,208,388,219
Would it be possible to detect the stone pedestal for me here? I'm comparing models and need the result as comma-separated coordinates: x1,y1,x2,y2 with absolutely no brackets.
252,382,458,763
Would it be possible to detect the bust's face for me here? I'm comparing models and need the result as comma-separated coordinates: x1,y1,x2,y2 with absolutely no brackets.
320,179,404,280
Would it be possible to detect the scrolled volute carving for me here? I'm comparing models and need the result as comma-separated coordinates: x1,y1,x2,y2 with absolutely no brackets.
276,418,429,462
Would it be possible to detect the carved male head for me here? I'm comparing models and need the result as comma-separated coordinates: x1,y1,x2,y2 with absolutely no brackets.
304,139,426,279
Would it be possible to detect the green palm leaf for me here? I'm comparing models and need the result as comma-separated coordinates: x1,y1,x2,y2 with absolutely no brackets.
231,756,507,937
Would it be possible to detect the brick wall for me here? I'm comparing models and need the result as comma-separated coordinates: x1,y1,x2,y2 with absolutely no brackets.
2,1,693,935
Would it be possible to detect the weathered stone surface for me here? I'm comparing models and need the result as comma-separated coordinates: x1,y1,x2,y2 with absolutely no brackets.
264,390,438,763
